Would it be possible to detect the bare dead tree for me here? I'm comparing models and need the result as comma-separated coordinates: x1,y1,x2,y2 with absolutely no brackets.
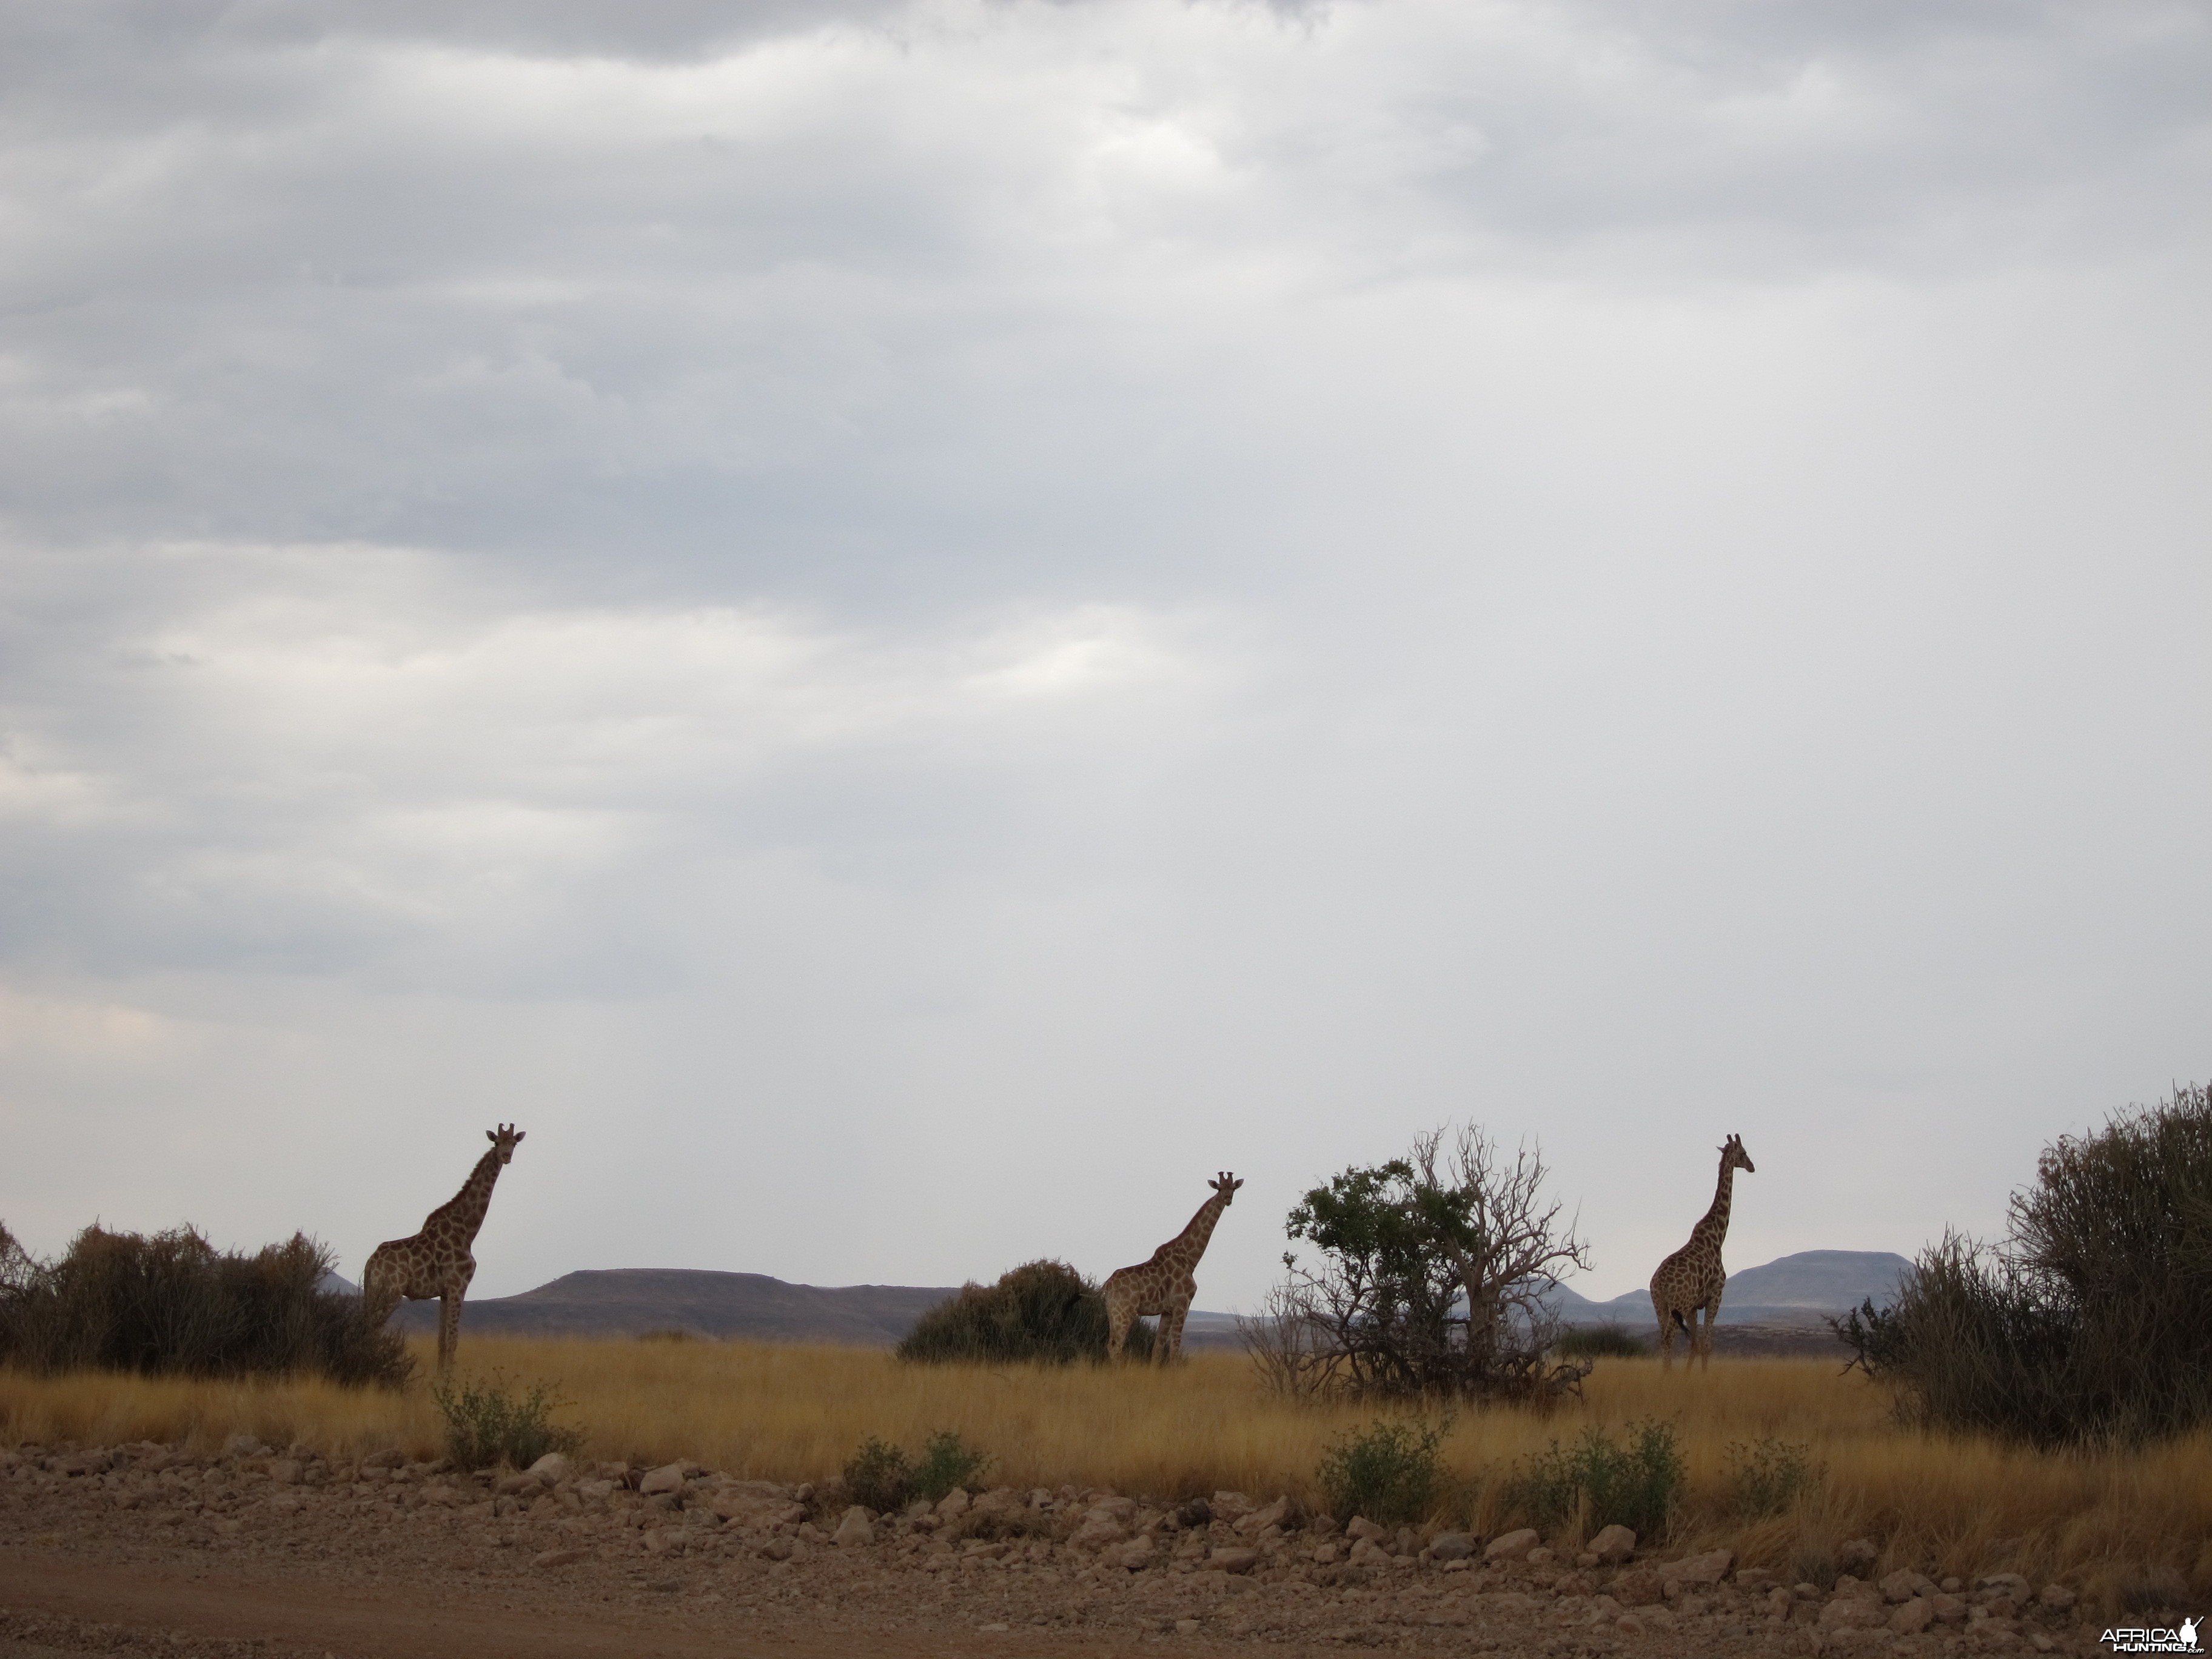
1265,1124,1594,1403
1233,1282,1344,1400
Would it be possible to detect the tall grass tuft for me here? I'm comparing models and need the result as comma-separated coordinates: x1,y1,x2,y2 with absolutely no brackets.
897,1259,1153,1364
1723,1435,1820,1517
0,1223,409,1387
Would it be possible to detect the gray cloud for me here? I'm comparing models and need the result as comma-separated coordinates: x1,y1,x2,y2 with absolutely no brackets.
1,0,2207,1307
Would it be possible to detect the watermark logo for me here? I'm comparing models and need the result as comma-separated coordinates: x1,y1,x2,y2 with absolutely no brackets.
2102,1616,2203,1654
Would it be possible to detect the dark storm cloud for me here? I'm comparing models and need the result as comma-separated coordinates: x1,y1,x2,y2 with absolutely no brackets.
1,1,2206,1302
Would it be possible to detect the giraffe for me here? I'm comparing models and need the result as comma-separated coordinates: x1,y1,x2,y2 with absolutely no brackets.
1648,1133,1755,1371
1102,1171,1243,1364
362,1124,525,1373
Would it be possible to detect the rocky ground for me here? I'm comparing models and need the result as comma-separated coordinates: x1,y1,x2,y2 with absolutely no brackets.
0,1439,2113,1658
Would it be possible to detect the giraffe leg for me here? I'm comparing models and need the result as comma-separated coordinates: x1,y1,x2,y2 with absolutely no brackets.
1701,1297,1721,1370
1106,1293,1133,1362
1162,1302,1188,1366
1652,1293,1674,1370
438,1292,461,1373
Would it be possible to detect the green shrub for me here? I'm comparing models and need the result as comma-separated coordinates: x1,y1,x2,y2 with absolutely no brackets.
897,1259,1152,1364
911,1430,993,1501
1505,1419,1681,1539
1316,1416,1449,1524
1723,1436,1820,1517
0,1223,409,1387
1836,1084,2212,1444
431,1371,585,1470
842,1429,991,1512
1556,1326,1649,1359
843,1436,913,1512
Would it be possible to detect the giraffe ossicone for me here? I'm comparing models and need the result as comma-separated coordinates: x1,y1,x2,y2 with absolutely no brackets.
1101,1171,1242,1365
1648,1133,1754,1372
362,1123,526,1373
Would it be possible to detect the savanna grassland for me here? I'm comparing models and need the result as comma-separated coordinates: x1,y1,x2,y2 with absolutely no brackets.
4,1336,2206,1610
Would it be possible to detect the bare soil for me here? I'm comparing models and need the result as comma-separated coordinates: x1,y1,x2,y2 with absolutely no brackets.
0,1441,2102,1658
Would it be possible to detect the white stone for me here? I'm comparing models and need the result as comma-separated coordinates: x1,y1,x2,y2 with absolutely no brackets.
528,1452,575,1483
1589,1524,1637,1564
1484,1528,1540,1563
638,1462,687,1496
833,1506,874,1546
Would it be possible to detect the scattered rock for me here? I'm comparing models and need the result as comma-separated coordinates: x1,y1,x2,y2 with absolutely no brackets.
495,1472,545,1497
1976,1573,2032,1602
1837,1538,1880,1575
1589,1524,1636,1564
1210,1546,1259,1575
267,1460,301,1486
833,1506,874,1547
1612,1569,1664,1607
1069,1506,1128,1551
1236,1496,1290,1535
1820,1598,1887,1631
361,1449,405,1470
1175,1496,1212,1528
1427,1532,1475,1562
1881,1569,1937,1603
1661,1549,1732,1588
2037,1584,2076,1612
1346,1517,1387,1543
223,1434,266,1460
936,1489,972,1520
1484,1528,1540,1563
638,1464,687,1496
1115,1537,1156,1571
1931,1594,1968,1624
531,1547,590,1569
1889,1598,1936,1634
1526,1546,1555,1566
527,1453,574,1483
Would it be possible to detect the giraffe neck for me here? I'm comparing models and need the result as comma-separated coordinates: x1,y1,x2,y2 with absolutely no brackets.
1162,1191,1229,1269
1691,1158,1736,1250
431,1148,506,1246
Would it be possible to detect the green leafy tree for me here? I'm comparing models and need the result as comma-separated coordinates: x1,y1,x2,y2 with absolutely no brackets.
1270,1125,1591,1400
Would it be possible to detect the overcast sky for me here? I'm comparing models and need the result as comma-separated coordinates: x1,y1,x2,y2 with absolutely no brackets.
3,0,2207,1310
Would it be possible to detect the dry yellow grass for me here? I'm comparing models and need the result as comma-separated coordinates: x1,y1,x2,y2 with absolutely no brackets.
4,1340,2206,1608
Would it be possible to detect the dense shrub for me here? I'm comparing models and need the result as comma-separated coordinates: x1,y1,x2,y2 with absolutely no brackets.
0,1222,410,1387
911,1429,993,1500
845,1429,993,1511
431,1371,585,1470
1504,1419,1682,1540
843,1436,914,1512
1723,1436,1820,1517
1555,1326,1649,1359
1837,1084,2212,1444
1315,1417,1449,1524
897,1259,1151,1364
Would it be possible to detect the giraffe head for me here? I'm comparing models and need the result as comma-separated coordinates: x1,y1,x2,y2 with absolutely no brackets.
486,1123,526,1164
1208,1171,1244,1204
1720,1133,1754,1175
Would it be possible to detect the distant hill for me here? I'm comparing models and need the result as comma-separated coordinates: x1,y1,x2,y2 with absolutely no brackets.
1546,1249,1915,1329
388,1269,966,1345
